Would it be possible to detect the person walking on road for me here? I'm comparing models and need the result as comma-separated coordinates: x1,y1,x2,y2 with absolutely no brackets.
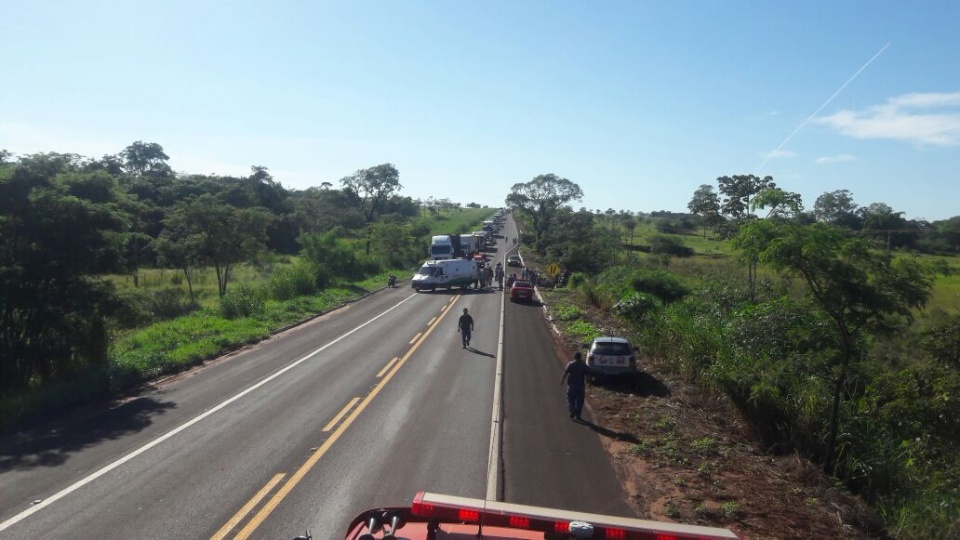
560,352,591,420
457,307,474,348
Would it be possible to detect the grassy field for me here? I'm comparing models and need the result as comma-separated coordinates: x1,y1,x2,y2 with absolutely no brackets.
104,255,299,308
608,223,960,315
427,207,496,235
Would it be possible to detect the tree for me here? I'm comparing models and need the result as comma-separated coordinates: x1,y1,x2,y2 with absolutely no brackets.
857,202,907,250
734,220,934,473
161,195,273,297
340,163,402,223
687,184,721,238
936,216,960,253
750,187,803,219
620,214,638,244
121,141,172,178
540,207,616,273
717,174,776,220
505,174,584,249
813,189,859,228
1,166,128,394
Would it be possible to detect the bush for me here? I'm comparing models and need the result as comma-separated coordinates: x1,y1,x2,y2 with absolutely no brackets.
649,235,694,257
630,269,691,304
269,263,317,301
112,287,197,329
613,292,661,324
219,284,267,319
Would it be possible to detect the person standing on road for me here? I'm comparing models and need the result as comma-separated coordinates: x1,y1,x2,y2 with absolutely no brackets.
457,307,474,348
560,352,590,420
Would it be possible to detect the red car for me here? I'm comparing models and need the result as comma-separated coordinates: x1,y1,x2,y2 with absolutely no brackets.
510,280,534,302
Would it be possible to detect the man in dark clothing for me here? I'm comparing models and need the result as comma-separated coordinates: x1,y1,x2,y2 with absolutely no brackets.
457,307,474,348
560,352,590,419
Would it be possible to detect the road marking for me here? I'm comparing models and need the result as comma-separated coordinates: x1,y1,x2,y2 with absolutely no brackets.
409,332,422,344
377,357,399,378
428,316,437,325
210,472,286,540
486,238,508,501
322,397,360,432
0,293,419,533
233,294,462,539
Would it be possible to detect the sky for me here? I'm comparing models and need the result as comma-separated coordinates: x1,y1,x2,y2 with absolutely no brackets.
2,0,959,221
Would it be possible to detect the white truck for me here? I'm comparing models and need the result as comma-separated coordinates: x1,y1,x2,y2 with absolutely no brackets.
428,235,454,260
411,259,478,291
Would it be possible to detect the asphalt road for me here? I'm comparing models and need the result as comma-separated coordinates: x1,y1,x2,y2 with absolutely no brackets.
0,215,629,539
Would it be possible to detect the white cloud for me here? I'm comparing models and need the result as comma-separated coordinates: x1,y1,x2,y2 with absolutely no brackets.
816,92,960,146
815,154,856,164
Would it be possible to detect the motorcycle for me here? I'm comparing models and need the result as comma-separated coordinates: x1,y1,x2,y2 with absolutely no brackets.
387,275,397,288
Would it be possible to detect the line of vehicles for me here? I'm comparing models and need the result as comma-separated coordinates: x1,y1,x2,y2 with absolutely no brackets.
412,210,507,292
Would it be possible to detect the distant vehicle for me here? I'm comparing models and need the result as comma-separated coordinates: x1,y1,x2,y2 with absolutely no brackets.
510,280,534,302
507,254,522,267
587,336,636,376
411,259,476,291
298,491,739,540
459,233,478,257
429,235,454,260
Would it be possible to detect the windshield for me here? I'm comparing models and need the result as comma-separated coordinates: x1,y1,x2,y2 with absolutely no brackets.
416,266,437,277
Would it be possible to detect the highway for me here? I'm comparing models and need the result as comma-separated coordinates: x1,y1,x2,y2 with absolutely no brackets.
0,216,628,539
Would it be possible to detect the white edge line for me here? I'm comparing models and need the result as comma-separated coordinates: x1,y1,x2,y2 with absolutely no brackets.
486,239,515,501
0,293,418,532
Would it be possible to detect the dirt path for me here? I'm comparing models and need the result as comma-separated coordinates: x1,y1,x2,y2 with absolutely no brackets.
539,288,885,539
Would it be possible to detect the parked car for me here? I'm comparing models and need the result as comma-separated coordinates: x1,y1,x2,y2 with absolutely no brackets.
507,254,522,267
586,336,636,376
509,280,534,302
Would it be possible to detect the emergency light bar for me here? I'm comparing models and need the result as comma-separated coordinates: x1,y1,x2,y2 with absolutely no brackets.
411,492,739,540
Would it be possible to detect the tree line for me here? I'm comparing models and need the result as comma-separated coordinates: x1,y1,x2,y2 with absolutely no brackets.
687,175,960,253
0,142,453,399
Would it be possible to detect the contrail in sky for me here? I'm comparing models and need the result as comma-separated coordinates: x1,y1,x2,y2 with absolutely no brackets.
757,42,891,172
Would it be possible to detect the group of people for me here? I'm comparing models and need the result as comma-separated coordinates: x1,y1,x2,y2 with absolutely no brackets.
474,261,507,290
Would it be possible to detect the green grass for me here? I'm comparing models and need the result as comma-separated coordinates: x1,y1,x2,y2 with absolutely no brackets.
109,288,359,384
104,256,299,309
426,207,496,236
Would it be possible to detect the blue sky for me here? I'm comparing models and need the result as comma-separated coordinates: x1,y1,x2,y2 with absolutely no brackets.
2,0,958,221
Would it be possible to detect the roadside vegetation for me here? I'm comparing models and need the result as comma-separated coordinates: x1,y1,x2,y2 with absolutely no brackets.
0,144,494,432
507,174,959,538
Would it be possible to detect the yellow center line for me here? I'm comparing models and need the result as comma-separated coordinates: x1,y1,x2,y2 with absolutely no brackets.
408,332,422,344
232,294,462,539
321,397,360,432
211,472,286,540
377,357,399,378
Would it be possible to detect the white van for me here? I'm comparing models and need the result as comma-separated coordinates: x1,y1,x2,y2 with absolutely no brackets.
411,259,478,291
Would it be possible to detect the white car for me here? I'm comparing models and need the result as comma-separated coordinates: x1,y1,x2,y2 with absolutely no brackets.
587,336,636,376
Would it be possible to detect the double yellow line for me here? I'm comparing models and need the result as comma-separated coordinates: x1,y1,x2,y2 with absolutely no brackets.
212,295,461,540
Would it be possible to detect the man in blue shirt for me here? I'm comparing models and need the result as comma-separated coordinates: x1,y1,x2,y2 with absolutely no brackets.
560,352,591,420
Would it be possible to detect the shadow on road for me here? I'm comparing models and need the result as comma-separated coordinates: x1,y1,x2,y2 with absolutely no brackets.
467,347,496,358
575,417,640,443
0,396,177,472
